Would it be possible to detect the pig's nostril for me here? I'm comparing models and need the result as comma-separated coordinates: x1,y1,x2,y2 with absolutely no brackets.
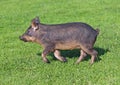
19,36,23,40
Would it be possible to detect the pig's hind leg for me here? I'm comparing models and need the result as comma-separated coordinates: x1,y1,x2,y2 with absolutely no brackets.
76,50,87,64
83,48,98,64
54,50,67,62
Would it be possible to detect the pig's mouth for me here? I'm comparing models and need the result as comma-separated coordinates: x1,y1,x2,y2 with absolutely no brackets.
19,36,28,42
22,39,28,42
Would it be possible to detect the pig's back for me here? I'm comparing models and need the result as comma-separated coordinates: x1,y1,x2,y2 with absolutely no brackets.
43,22,97,40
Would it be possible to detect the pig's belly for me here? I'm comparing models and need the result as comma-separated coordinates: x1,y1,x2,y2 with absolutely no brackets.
55,42,80,50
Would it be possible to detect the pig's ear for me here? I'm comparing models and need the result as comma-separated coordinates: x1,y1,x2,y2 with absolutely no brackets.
31,17,40,27
31,17,40,31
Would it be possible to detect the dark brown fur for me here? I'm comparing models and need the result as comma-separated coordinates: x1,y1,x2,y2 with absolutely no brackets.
20,17,99,64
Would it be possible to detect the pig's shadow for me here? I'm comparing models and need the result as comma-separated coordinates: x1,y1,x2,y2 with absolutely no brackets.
37,47,109,62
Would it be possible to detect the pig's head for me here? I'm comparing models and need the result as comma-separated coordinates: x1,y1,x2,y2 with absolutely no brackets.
19,17,40,42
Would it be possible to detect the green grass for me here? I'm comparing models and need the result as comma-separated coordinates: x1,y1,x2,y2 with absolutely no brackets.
0,0,120,85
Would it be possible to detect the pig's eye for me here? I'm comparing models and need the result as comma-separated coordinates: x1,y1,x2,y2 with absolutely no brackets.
27,30,32,36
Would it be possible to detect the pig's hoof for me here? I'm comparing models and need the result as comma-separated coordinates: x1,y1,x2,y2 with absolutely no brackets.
61,57,67,62
75,61,80,64
90,61,94,65
43,59,50,63
63,58,67,62
75,60,81,64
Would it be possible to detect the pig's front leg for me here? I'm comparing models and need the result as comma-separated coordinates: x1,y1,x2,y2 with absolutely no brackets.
54,50,67,62
42,51,50,63
41,46,54,63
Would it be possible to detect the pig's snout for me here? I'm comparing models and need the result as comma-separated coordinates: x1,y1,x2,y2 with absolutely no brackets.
19,36,27,42
19,36,23,40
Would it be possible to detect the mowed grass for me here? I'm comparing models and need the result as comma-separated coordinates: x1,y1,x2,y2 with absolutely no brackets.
0,0,120,85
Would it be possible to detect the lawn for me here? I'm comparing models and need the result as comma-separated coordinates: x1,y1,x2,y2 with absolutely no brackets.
0,0,120,85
